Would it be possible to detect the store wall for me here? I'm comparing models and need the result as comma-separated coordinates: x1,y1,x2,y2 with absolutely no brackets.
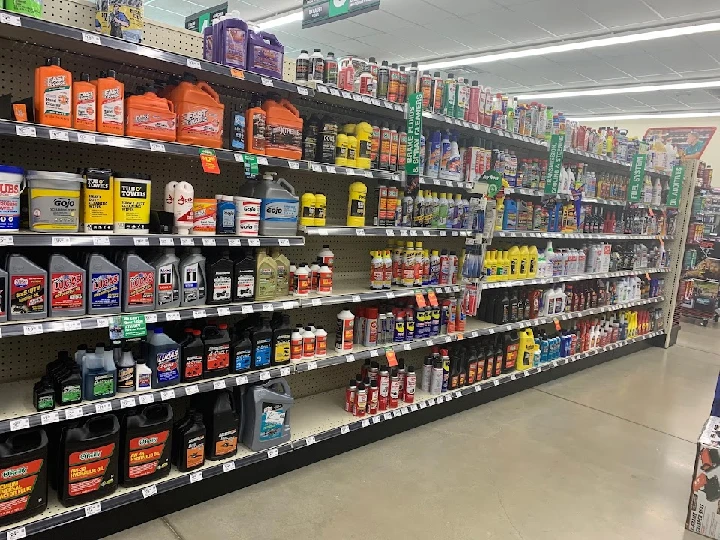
585,118,720,185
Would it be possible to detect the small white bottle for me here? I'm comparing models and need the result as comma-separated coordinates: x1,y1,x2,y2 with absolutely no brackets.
302,326,316,359
291,326,303,361
173,181,194,235
310,259,321,292
318,264,333,295
652,178,662,206
382,250,393,290
314,326,327,358
135,358,152,391
164,181,178,213
294,263,310,297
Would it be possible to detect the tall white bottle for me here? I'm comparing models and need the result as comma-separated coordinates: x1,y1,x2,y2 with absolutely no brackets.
173,181,195,235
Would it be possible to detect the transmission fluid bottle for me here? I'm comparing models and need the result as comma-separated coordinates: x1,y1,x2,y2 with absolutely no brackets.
0,428,48,525
121,403,173,487
49,254,86,317
7,254,48,321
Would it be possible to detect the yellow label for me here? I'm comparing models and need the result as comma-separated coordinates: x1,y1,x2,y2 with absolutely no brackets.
114,179,150,231
83,175,114,231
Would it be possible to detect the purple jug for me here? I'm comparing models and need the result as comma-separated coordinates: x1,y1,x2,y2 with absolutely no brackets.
247,30,284,79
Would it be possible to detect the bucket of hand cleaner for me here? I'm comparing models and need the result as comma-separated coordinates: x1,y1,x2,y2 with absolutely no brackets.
233,196,260,237
0,165,24,232
0,428,48,526
26,171,83,232
121,403,172,486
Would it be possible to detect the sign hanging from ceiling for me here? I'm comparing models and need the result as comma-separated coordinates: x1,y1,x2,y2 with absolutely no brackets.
302,0,381,29
185,3,227,32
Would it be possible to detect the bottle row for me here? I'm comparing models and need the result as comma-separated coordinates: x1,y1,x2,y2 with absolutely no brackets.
369,242,463,289
373,189,480,230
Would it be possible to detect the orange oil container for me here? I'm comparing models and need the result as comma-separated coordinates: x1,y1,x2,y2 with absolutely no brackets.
34,57,72,128
97,70,125,136
72,73,97,131
262,98,303,159
125,85,177,142
245,96,266,155
170,74,224,148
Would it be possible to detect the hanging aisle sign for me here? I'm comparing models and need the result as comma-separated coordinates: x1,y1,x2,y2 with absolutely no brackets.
406,92,422,175
302,0,381,28
544,134,565,195
666,165,685,207
627,154,647,202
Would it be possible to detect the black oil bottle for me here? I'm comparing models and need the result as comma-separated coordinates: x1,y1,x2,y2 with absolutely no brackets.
58,414,120,506
0,428,48,525
231,330,252,374
272,314,292,366
252,318,273,369
206,251,233,305
181,329,204,382
203,323,231,378
233,250,256,302
34,376,55,411
121,403,173,487
173,410,205,472
203,390,239,460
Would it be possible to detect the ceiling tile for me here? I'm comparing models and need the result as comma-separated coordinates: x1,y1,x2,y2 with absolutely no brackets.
509,0,604,36
424,17,510,49
379,0,454,25
599,53,674,78
673,89,720,105
346,10,421,33
464,8,552,43
423,0,501,15
506,57,591,85
689,34,720,62
231,0,302,21
308,19,381,39
641,0,720,19
649,48,720,73
574,0,658,27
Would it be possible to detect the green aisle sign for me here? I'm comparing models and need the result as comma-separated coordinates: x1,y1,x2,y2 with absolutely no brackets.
303,0,380,28
666,165,685,207
627,154,647,202
544,134,565,194
406,92,423,175
479,170,503,197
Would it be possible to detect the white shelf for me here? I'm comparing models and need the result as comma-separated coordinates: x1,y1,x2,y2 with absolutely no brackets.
481,267,670,290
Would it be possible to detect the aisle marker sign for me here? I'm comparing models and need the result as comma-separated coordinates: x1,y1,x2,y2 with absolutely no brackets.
544,134,566,194
302,0,380,28
406,92,423,175
627,154,647,202
666,165,685,207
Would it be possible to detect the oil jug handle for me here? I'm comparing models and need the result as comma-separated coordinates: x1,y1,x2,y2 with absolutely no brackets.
196,81,221,104
276,178,296,196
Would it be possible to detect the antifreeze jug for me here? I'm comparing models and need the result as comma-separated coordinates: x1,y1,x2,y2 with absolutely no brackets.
242,377,293,451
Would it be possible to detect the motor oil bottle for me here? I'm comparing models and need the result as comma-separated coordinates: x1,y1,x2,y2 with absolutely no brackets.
203,391,239,460
120,251,155,312
242,378,293,451
152,249,180,309
232,330,252,373
7,254,47,321
0,429,48,525
272,314,292,366
73,73,96,131
252,319,273,369
255,248,278,301
181,329,204,382
318,117,337,164
206,251,233,305
202,323,230,378
347,181,367,226
271,248,290,297
173,411,205,472
233,250,256,302
97,70,124,136
35,57,72,128
82,345,116,400
48,254,86,318
146,327,180,388
180,248,206,306
121,403,173,487
86,253,121,316
58,415,119,506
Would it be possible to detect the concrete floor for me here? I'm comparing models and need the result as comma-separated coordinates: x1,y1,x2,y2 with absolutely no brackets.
107,323,720,540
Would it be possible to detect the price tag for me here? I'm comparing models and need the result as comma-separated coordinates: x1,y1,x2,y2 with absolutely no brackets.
149,142,166,152
133,237,149,246
236,375,249,385
440,231,447,237
257,157,269,166
305,436,316,446
49,129,70,142
23,324,43,336
317,85,329,94
120,397,136,409
189,471,203,483
185,384,200,395
445,394,453,402
385,292,395,299
393,410,402,418
40,411,60,425
372,416,382,424
213,380,226,390
78,133,96,144
297,86,309,96
355,228,366,236
180,237,194,246
51,236,71,247
259,371,271,381
138,394,154,405
267,448,279,459
7,528,26,540
415,292,427,308
371,98,381,107
0,13,22,25
385,229,395,236
288,161,300,170
329,88,340,97
85,502,102,517
107,136,127,147
403,344,411,351
9,418,30,431
186,58,202,69
202,238,216,246
94,402,112,414
15,124,36,137
311,163,323,172
362,96,372,104
325,166,336,174
383,412,393,420
306,361,318,371
0,236,13,246
384,101,394,109
422,230,430,236
241,305,254,314
362,419,371,427
160,389,176,401
144,313,158,324
419,401,427,409
142,485,157,498
409,230,417,237
262,303,273,312
346,168,356,175
340,425,350,435
248,238,261,247
280,367,291,377
352,295,362,303
385,348,398,367
193,309,207,319
400,229,408,237
166,312,181,321
217,307,231,316
63,320,82,331
223,461,236,473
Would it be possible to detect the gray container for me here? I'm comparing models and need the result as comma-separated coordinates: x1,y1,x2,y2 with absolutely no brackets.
179,248,206,307
242,378,293,451
48,254,87,317
120,250,156,313
87,254,122,315
0,267,7,322
7,254,47,321
152,249,180,310
26,171,83,233
246,173,299,237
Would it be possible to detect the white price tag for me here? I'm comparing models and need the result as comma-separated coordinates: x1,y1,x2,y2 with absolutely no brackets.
422,230,430,236
439,231,447,237
352,295,361,303
400,229,408,237
385,229,395,236
267,448,279,459
370,349,379,357
85,502,102,517
297,86,309,96
138,394,154,405
340,425,350,435
236,375,249,385
278,238,291,247
248,238,261,246
166,312,181,321
409,230,417,237
51,236,71,247
78,132,96,144
371,98,381,107
223,461,236,473
234,153,244,163
49,129,69,141
144,313,158,324
257,157,269,166
94,402,112,414
280,367,291,377
386,292,395,299
362,419,370,428
142,485,157,498
310,298,322,307
363,170,374,178
393,410,402,417
454,391,462,398
107,136,127,147
120,397,136,409
160,389,176,401
40,411,60,425
307,361,318,371
410,404,418,412
493,379,500,386
241,305,254,314
262,303,273,312
0,13,22,25
180,237,194,246
15,124,36,137
287,161,300,170
0,236,13,246
305,436,316,446
341,91,352,99
418,401,427,409
444,394,452,402
384,101,394,109
63,320,82,331
355,228,365,236
217,307,231,316
346,168,356,175
185,385,199,395
213,380,226,390
7,528,26,540
150,142,166,152
384,413,393,421
133,237,149,246
189,471,203,483
317,85,329,94
186,58,202,69
201,238,216,246
259,371,271,381
311,163,322,173
400,407,409,415
9,418,29,431
90,235,111,246
325,165,336,174
346,354,355,363
372,416,381,424
193,309,207,319
362,96,372,104
403,344,411,351
329,87,340,97
23,324,43,336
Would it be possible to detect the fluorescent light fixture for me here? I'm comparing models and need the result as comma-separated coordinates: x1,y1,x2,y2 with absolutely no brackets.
418,22,720,71
568,111,720,122
255,10,303,30
516,80,720,100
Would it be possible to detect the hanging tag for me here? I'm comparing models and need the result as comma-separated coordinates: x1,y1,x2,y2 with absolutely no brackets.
554,318,561,331
199,148,220,174
427,290,438,307
385,347,398,367
230,68,244,79
415,291,426,308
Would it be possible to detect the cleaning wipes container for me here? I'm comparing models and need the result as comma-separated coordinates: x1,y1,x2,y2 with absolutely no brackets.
26,171,83,232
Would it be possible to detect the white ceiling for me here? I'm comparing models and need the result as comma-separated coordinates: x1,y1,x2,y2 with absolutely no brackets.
144,0,720,116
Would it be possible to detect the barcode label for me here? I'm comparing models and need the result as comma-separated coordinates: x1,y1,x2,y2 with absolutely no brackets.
185,385,199,395
9,418,30,431
305,436,316,446
23,324,43,336
201,238,216,246
160,389,176,401
142,485,157,498
259,371,271,380
40,411,60,425
84,502,101,517
150,142,166,152
236,376,249,385
213,380,226,390
15,125,36,137
187,59,202,69
7,527,26,540
223,461,236,473
280,367,291,377
189,471,202,483
63,320,82,331
138,394,154,404
133,237,149,246
49,129,69,141
92,236,110,246
120,397,136,409
94,402,112,414
193,309,207,319
166,312,181,321
267,448,278,458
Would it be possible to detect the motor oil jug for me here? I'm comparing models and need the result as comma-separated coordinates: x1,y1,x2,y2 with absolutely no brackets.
35,57,72,128
152,249,180,309
180,248,206,306
97,70,125,136
212,15,248,68
262,98,303,160
125,84,177,142
7,254,47,321
146,327,180,388
181,329,204,382
233,250,255,302
170,74,224,148
242,378,293,451
0,429,48,525
58,415,119,506
121,403,173,487
252,173,299,236
206,251,233,305
87,253,121,315
173,411,205,472
255,248,277,301
120,251,156,312
82,168,114,233
48,254,86,318
202,390,239,460
202,324,230,378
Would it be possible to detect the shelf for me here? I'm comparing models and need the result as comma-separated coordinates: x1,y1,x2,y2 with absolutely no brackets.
480,267,670,290
301,226,477,238
0,294,663,437
0,327,664,540
493,231,671,240
314,83,406,114
503,188,668,211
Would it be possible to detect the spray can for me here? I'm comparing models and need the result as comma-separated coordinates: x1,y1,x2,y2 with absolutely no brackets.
368,380,378,414
398,66,408,103
467,81,481,124
378,365,390,411
388,63,400,102
370,124,381,168
393,311,405,342
422,356,432,392
353,383,367,417
377,61,390,100
397,360,406,398
441,349,450,391
345,379,356,412
442,74,457,117
379,125,392,170
398,130,408,171
389,368,400,408
403,366,416,403
389,127,399,171
430,358,443,394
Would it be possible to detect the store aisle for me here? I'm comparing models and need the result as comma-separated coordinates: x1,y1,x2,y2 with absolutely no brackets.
107,335,720,540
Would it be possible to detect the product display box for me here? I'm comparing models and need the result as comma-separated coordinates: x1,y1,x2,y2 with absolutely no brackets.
687,417,720,538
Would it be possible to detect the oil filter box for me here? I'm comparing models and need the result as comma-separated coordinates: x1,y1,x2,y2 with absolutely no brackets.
687,416,720,538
